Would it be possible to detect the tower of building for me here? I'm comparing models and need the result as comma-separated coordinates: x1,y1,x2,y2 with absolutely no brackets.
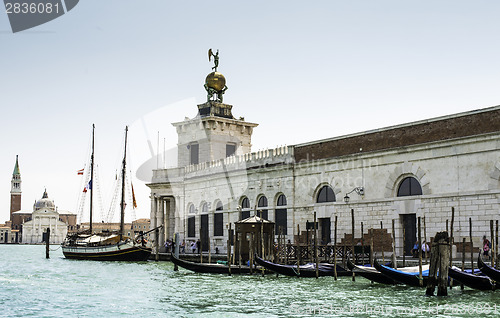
173,51,258,167
10,155,22,224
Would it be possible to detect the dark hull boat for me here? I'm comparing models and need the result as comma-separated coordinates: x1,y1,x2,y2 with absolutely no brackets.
478,255,500,282
63,238,152,261
255,255,350,277
62,126,152,262
374,260,429,287
171,254,252,274
346,259,396,285
448,266,497,291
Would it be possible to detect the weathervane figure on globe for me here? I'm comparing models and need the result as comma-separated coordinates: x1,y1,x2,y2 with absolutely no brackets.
205,48,228,103
208,48,219,72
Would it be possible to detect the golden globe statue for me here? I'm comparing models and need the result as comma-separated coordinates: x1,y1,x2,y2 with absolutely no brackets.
205,72,226,92
205,49,228,103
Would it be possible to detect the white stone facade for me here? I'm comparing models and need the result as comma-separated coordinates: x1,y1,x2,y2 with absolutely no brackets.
21,191,69,244
148,105,500,256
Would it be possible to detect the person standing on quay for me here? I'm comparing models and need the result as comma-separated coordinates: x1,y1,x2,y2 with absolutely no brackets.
483,236,491,259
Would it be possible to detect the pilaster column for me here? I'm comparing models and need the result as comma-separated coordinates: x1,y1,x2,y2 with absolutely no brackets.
150,195,158,230
158,197,165,248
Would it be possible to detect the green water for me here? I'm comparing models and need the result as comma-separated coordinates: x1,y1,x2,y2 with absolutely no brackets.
1,245,499,317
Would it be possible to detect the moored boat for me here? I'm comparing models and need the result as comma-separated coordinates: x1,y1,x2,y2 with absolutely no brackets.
478,254,500,282
346,259,396,285
255,255,350,277
62,126,152,261
171,253,252,274
448,266,496,291
374,259,429,287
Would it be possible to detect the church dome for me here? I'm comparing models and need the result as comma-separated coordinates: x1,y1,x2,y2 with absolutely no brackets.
34,189,55,211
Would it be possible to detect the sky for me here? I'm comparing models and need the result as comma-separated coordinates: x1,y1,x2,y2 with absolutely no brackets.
1,1,499,224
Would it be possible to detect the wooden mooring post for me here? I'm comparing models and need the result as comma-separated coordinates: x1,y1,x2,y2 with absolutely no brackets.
469,218,474,274
423,217,428,263
491,220,495,267
314,211,319,279
173,233,179,271
418,217,423,287
227,223,232,276
461,237,465,290
45,228,50,259
155,227,159,262
351,209,355,281
361,222,365,266
297,224,301,276
369,228,374,267
380,221,385,264
449,208,454,290
402,226,406,267
391,219,397,269
496,220,499,270
426,231,450,296
333,215,338,280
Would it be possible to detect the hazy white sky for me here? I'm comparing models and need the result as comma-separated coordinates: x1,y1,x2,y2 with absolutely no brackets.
1,1,499,223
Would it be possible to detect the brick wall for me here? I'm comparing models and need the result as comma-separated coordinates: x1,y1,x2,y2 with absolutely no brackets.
294,107,500,162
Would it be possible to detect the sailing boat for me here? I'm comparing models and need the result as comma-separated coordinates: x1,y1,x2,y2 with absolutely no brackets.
62,125,152,261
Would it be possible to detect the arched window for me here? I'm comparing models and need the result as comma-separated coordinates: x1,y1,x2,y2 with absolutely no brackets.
187,205,196,237
317,185,335,203
202,202,208,213
258,196,268,208
277,194,287,206
276,194,287,235
216,201,223,211
241,197,250,209
240,197,250,220
214,200,224,236
257,196,268,220
397,177,422,197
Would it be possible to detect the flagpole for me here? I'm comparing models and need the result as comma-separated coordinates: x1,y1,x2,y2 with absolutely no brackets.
89,124,94,234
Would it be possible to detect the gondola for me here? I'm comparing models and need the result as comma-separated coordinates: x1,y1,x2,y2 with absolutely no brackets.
374,259,429,287
171,254,252,274
346,259,396,285
448,266,497,291
254,255,350,277
478,254,500,282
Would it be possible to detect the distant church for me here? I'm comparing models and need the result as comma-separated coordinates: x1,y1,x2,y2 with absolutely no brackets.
4,156,76,244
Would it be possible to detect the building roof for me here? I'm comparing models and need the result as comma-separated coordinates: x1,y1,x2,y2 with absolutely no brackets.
294,105,500,162
132,218,150,223
34,189,56,211
12,155,20,175
235,215,274,224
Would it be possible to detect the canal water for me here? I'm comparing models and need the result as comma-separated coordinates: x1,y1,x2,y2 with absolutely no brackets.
1,245,499,317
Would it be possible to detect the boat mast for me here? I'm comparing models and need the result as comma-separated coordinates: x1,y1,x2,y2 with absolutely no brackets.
89,124,95,234
119,126,128,240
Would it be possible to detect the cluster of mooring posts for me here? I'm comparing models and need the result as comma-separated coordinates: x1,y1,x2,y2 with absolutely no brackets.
164,206,500,296
45,206,498,296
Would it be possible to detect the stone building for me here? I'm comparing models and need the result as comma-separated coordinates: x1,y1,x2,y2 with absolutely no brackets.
0,224,12,243
148,67,500,256
6,156,77,243
132,218,151,240
21,190,75,244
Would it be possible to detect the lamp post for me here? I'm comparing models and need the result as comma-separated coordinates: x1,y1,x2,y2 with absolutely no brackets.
344,187,365,203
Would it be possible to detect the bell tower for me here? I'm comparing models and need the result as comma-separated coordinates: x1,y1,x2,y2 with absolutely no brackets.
10,155,22,223
173,49,258,167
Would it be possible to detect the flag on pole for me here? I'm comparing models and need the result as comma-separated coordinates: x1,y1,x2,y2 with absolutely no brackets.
83,180,92,192
131,182,137,208
77,168,84,175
